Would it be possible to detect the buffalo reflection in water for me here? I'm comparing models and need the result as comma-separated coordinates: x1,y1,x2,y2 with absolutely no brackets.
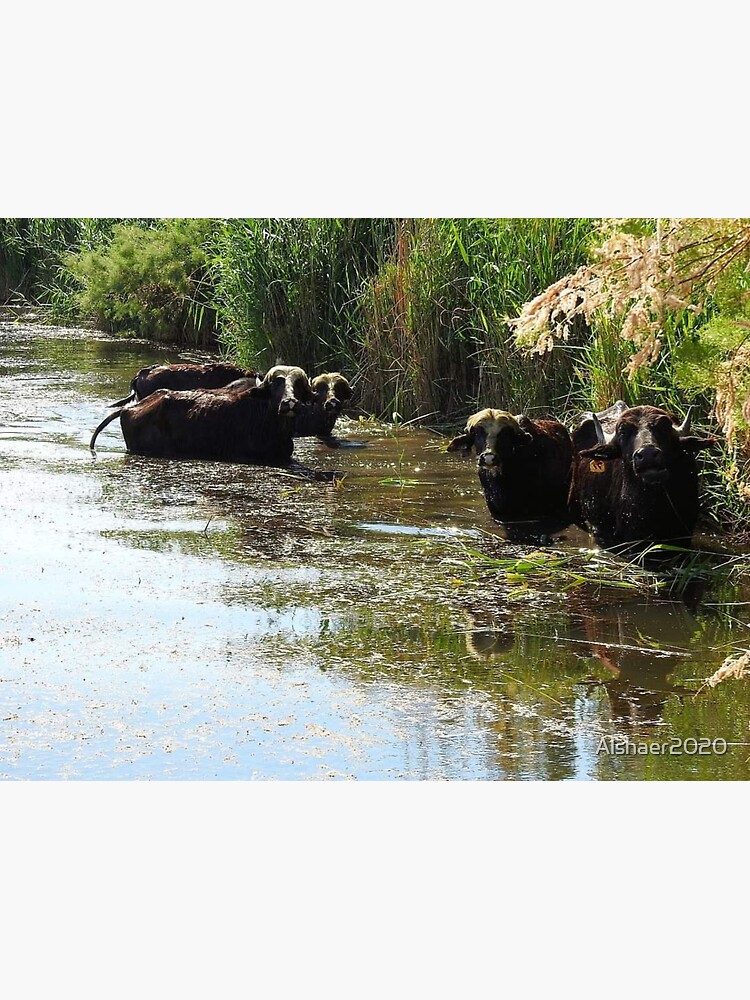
573,599,697,726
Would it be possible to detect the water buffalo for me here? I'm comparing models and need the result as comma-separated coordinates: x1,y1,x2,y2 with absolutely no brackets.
108,362,261,407
90,365,312,465
569,403,718,551
293,373,353,438
447,409,573,522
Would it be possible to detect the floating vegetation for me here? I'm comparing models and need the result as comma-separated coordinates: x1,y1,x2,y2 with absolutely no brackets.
378,476,424,487
450,540,750,600
451,546,658,598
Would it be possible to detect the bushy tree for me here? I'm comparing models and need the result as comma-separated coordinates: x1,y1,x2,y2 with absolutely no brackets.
68,218,217,344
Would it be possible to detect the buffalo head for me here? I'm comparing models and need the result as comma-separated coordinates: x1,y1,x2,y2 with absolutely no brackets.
447,409,533,473
311,372,353,416
581,405,716,485
260,365,313,416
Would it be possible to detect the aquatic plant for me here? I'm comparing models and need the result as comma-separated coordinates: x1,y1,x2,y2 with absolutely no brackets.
356,218,595,420
0,218,117,304
212,218,394,371
210,217,595,421
452,540,750,602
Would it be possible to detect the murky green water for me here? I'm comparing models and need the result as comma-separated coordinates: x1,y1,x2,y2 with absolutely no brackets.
2,321,750,779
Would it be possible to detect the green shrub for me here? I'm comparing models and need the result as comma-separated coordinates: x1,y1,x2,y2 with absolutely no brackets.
68,218,217,344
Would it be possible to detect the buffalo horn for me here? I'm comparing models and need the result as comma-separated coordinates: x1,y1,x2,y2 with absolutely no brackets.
675,406,693,436
590,412,606,446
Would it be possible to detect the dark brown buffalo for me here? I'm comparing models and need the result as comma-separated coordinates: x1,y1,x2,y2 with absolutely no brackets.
569,403,717,551
108,362,260,407
447,408,573,522
90,366,312,465
293,373,353,438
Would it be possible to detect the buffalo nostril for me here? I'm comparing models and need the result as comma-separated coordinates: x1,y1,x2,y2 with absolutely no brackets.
633,446,664,468
632,446,669,484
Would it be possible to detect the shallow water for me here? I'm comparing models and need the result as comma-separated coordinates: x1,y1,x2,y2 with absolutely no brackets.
1,321,750,779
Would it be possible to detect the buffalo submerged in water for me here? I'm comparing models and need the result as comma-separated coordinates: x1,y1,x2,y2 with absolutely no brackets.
569,401,718,551
90,365,313,465
447,408,573,524
293,372,353,439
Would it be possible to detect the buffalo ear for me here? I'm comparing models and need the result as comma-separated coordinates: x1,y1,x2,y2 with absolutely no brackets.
447,431,474,453
580,442,622,461
680,435,719,453
515,416,534,444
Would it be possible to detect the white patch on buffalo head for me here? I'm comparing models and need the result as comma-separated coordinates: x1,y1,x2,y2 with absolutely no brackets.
465,409,526,473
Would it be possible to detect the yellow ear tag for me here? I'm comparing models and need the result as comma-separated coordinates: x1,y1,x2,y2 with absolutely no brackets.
589,459,606,473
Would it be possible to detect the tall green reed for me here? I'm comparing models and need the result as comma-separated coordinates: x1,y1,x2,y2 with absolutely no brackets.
210,218,596,420
0,218,117,304
356,218,596,420
212,218,394,372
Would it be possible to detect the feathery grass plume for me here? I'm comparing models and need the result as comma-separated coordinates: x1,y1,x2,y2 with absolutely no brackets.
510,218,750,525
510,218,750,375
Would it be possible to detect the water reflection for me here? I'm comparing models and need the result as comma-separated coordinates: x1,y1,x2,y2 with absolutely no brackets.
464,613,515,660
491,516,574,545
2,322,750,779
571,599,695,727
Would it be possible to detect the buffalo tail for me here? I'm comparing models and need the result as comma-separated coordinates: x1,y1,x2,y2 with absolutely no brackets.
90,407,125,451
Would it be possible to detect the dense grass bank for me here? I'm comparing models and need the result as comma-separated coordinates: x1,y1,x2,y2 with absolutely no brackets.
0,218,116,304
0,218,215,345
212,218,595,420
